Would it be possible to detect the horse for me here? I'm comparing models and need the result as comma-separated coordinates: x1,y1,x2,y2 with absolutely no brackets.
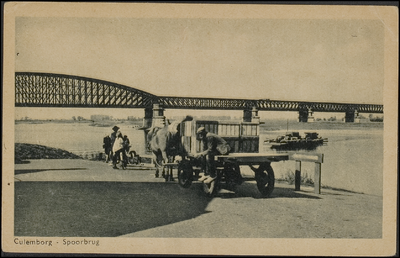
146,115,193,181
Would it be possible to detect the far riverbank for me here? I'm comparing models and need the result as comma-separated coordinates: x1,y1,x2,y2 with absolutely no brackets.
259,119,383,132
15,118,383,131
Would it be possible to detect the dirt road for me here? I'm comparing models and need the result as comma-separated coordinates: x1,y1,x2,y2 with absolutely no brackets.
14,159,382,239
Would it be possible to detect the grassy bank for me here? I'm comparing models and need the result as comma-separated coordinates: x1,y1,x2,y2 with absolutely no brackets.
15,143,82,164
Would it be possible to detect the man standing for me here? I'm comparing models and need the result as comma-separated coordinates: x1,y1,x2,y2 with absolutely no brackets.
110,126,120,144
103,135,112,163
109,126,119,166
112,131,126,169
195,127,231,184
123,135,130,154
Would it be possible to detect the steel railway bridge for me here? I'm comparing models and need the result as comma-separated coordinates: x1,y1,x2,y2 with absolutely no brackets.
15,72,383,126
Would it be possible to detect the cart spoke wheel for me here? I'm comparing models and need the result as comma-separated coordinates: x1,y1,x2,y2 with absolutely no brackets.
224,163,242,191
255,163,275,197
178,160,193,188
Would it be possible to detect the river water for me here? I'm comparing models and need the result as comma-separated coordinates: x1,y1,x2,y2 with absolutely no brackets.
15,122,383,196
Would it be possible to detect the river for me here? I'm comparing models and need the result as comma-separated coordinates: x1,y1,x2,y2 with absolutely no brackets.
14,121,383,196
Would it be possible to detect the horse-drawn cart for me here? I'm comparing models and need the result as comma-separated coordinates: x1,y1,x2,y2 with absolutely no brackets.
158,119,290,197
145,117,323,196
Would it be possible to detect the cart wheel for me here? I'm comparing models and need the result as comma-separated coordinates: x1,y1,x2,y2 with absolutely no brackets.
177,160,193,188
203,180,217,197
224,163,242,191
255,163,275,197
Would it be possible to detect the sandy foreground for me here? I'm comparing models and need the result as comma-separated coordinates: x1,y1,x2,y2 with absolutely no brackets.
13,159,382,239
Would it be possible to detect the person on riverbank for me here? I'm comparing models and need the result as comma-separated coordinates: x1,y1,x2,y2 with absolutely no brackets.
103,135,112,163
123,135,130,155
194,127,231,184
109,126,120,165
112,131,127,169
110,126,120,146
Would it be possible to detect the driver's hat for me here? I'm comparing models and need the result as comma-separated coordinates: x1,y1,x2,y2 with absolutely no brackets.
196,127,206,135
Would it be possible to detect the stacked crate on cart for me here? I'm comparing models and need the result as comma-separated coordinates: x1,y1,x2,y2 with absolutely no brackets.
181,119,260,154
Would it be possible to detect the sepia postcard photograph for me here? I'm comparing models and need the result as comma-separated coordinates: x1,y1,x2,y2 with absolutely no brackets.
2,2,398,256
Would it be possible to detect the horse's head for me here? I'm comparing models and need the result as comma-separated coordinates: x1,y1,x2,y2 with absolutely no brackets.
165,115,193,154
146,115,193,158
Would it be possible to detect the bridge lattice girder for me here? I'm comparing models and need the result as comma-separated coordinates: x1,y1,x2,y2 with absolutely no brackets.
256,99,383,113
15,72,157,108
159,96,256,110
15,72,383,113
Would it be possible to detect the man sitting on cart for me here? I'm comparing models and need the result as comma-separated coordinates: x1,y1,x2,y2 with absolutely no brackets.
195,127,231,184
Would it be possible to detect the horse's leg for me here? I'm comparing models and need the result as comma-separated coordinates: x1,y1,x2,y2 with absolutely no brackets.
153,153,160,178
169,156,175,181
163,166,168,182
161,166,166,179
161,151,169,180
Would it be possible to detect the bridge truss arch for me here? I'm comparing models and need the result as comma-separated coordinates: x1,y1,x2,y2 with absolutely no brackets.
15,72,158,108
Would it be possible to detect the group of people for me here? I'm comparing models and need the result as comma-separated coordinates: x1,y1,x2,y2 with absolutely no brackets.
103,124,231,180
103,126,131,169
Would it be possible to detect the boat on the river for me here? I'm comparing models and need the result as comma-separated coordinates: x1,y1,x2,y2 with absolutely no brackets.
264,131,328,150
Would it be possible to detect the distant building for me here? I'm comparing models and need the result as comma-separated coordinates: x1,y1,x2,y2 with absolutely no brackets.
127,116,141,121
90,115,112,121
199,115,231,121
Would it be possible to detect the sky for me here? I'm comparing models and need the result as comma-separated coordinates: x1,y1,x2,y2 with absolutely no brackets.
14,16,384,120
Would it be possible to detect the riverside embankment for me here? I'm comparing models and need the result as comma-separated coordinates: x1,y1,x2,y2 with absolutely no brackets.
14,158,382,238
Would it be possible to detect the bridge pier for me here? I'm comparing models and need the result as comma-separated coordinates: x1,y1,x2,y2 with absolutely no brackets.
251,107,260,123
243,107,260,123
298,109,308,122
298,109,314,122
345,109,358,123
307,109,314,122
143,107,153,128
142,103,166,128
243,109,252,122
151,103,166,127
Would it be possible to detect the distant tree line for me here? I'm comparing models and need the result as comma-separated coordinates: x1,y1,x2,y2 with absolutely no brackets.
72,116,85,121
315,116,338,121
368,114,384,122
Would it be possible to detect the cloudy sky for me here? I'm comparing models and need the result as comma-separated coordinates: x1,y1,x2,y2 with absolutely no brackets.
14,15,384,120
